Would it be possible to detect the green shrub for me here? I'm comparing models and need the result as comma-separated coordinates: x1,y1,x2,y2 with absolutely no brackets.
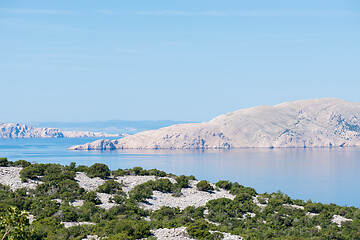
196,180,214,192
35,179,84,201
305,202,324,213
148,169,167,177
129,184,153,202
111,194,126,204
0,206,32,240
75,165,89,172
111,168,130,177
229,182,257,196
175,175,190,188
215,180,232,190
152,179,174,193
186,220,213,239
20,164,44,180
11,160,31,168
0,158,11,167
83,191,101,205
86,163,110,179
98,179,123,194
132,167,143,175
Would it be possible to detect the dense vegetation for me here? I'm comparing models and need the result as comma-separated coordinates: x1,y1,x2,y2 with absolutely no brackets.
0,158,360,239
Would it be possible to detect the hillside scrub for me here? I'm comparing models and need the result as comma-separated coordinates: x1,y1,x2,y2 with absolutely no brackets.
86,163,110,179
1,161,360,239
196,180,214,192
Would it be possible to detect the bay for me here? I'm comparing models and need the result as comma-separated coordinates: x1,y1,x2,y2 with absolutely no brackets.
0,138,359,207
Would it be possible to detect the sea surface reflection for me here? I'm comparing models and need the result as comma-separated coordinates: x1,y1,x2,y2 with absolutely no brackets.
0,138,359,207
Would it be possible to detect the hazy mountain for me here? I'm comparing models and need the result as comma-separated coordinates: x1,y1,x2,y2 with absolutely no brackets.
0,123,125,139
69,98,360,150
30,120,190,134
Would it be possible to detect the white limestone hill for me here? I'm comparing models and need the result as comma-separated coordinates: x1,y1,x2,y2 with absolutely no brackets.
0,122,126,139
69,98,360,150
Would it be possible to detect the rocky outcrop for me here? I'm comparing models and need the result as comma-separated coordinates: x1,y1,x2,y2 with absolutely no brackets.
0,167,41,190
69,98,360,150
151,227,243,240
0,123,125,138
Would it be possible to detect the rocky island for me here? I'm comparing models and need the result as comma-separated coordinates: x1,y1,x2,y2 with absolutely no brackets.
69,98,360,150
0,122,126,139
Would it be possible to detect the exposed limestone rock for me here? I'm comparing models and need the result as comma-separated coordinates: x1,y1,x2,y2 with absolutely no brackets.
0,122,125,139
70,98,360,150
61,221,95,228
283,204,305,210
151,227,193,240
0,167,40,190
140,180,235,210
331,215,353,227
151,227,244,240
75,172,105,191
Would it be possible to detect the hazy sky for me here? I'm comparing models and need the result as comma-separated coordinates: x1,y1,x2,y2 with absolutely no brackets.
1,0,359,122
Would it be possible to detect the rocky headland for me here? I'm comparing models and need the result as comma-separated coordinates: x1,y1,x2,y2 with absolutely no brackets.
0,122,126,138
69,98,360,150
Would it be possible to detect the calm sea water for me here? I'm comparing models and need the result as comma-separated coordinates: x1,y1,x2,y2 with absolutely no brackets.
1,138,359,208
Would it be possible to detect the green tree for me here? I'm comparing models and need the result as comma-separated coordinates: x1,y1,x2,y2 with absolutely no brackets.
0,206,32,240
97,179,123,194
86,163,110,179
196,180,214,192
0,158,11,167
11,160,31,168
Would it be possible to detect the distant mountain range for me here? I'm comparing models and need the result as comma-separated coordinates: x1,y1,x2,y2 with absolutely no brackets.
0,123,125,139
69,98,360,150
29,120,191,134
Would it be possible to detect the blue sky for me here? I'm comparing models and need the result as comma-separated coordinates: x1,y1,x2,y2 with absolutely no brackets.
0,0,359,122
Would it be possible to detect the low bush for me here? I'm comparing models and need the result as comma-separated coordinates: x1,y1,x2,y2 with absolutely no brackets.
175,175,190,188
97,179,123,194
186,220,216,239
0,157,11,167
86,163,110,179
196,180,214,192
215,180,232,190
83,191,101,205
229,182,257,196
129,184,153,202
12,160,31,168
152,179,174,193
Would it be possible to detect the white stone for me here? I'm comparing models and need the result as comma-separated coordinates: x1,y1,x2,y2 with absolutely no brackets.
283,204,305,210
75,172,105,191
61,221,95,228
0,122,124,139
151,227,244,240
140,180,235,210
0,167,40,190
331,215,353,227
306,212,319,218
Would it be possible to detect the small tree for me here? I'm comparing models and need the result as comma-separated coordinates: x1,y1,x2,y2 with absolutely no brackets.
196,180,214,192
215,180,232,190
86,163,110,179
0,207,32,240
98,179,123,194
0,158,11,167
11,160,31,168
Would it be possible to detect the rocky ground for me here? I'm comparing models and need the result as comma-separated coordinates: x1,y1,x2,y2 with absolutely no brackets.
0,166,353,239
0,167,40,190
140,180,235,210
75,172,235,211
151,227,243,240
